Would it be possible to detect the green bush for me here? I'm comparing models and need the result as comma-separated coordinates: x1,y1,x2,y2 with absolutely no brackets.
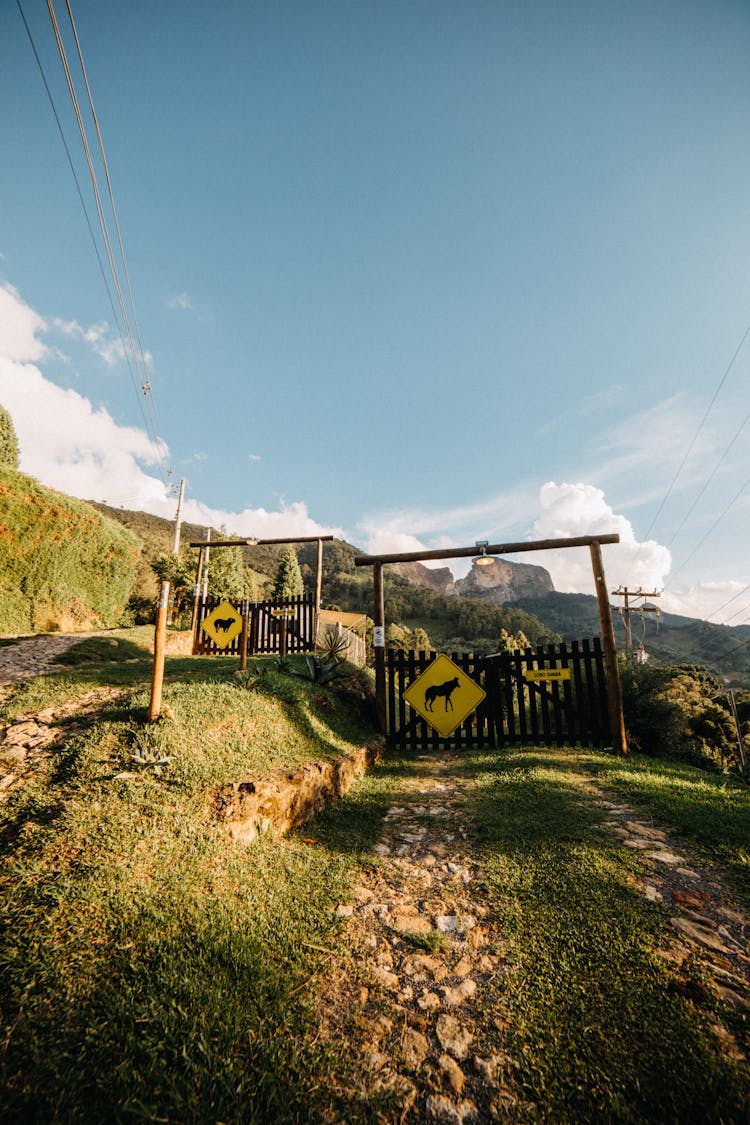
620,658,741,770
0,468,141,632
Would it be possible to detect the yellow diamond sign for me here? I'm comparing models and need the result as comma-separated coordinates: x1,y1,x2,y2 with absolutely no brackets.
200,600,243,648
403,653,486,737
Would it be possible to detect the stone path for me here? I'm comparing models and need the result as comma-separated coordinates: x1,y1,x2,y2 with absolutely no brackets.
318,753,525,1123
0,633,121,802
0,632,96,688
318,751,749,1123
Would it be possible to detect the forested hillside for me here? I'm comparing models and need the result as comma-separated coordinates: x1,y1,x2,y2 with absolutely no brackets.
515,592,750,684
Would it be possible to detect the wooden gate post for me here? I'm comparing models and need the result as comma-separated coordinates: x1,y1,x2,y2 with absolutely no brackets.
373,562,387,734
239,601,249,671
190,547,204,643
589,540,627,754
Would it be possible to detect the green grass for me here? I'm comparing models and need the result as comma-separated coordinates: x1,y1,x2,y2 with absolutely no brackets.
579,749,750,912
460,749,749,1124
3,647,750,1125
0,655,384,1122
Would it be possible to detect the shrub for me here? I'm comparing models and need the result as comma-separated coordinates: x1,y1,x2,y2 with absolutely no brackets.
620,658,740,770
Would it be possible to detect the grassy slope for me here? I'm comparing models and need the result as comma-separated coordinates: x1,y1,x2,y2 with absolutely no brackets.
0,470,141,633
1,632,749,1122
0,640,381,1123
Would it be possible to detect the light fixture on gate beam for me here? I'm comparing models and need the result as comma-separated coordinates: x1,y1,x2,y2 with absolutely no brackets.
473,540,494,566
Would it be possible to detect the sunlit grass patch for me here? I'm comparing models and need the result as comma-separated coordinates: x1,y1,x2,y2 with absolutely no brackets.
463,747,749,1123
578,749,750,910
0,676,385,1121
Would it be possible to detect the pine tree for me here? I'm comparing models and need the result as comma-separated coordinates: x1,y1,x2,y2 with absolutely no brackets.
0,405,20,469
272,546,304,600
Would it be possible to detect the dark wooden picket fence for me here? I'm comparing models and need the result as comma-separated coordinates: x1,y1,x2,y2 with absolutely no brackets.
386,639,610,751
193,595,315,656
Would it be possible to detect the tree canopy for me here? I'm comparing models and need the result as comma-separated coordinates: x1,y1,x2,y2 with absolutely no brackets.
0,405,20,470
272,546,304,600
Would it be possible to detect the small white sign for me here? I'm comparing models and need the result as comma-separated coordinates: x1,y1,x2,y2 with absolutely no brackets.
373,626,385,648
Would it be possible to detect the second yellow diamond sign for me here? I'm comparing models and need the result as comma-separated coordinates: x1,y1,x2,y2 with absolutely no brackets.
200,600,244,649
403,653,487,738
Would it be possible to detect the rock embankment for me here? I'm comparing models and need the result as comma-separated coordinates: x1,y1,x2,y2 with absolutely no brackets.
213,741,383,843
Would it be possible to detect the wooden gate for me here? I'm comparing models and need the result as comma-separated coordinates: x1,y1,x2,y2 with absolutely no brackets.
386,639,610,751
193,595,315,656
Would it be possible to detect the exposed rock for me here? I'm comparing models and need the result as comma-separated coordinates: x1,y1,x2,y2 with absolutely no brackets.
372,966,400,990
436,1014,473,1060
425,1094,478,1123
401,1028,430,1069
440,980,477,1007
454,557,554,603
417,990,441,1012
438,1053,466,1095
213,741,382,843
390,562,455,594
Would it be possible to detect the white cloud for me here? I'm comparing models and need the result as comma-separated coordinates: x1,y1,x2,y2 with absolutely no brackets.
529,481,672,593
248,453,262,463
0,281,341,544
167,292,194,311
0,284,47,362
51,317,123,367
180,498,342,542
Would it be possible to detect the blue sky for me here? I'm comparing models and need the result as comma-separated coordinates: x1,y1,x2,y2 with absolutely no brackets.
2,0,750,620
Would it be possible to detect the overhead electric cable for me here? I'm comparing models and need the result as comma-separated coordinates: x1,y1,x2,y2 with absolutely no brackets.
62,0,167,453
719,600,750,626
45,0,172,480
667,402,750,548
15,0,150,434
707,581,750,623
644,321,750,538
670,470,750,581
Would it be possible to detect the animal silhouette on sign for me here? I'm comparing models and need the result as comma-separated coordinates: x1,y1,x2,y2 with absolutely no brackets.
214,617,236,632
425,676,461,712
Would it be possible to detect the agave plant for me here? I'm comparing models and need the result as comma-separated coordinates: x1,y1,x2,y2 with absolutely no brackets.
317,626,350,663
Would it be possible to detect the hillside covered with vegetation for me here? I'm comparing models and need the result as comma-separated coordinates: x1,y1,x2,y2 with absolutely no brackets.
0,469,141,633
515,591,750,685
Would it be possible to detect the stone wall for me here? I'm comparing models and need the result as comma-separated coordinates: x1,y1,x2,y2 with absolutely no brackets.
213,740,383,843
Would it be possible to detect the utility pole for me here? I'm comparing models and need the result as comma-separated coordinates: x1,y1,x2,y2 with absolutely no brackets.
611,587,661,652
202,528,211,600
171,478,185,555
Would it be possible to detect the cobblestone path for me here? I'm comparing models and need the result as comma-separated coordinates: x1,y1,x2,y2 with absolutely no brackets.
318,751,749,1123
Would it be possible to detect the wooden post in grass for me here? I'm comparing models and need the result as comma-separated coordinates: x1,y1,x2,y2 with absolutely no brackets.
373,562,386,734
149,581,170,722
314,536,323,641
190,547,204,641
239,601,249,671
589,541,627,755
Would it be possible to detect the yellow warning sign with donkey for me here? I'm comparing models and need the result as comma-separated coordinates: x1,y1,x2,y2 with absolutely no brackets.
403,653,486,738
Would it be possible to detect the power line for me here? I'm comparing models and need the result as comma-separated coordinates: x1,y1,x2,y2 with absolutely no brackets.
670,470,750,581
645,321,750,539
61,0,167,454
667,402,750,548
709,582,750,623
25,0,172,481
15,0,150,437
